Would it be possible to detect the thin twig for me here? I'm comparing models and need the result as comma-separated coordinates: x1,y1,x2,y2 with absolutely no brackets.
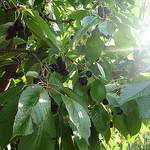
0,47,39,54
61,52,85,69
31,53,45,78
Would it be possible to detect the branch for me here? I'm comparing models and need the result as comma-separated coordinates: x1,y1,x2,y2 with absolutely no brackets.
62,53,85,69
0,47,39,54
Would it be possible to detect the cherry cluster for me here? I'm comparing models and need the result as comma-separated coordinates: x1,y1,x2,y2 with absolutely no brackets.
49,56,69,76
5,19,32,41
78,70,93,86
98,6,112,18
6,20,25,40
13,71,24,79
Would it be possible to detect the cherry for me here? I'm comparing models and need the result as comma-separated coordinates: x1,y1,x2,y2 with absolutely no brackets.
57,56,63,64
79,77,88,85
86,70,92,78
62,69,69,76
14,19,25,31
5,34,11,40
33,78,41,84
19,71,24,77
78,69,83,74
13,72,19,79
117,110,123,115
110,121,113,128
102,98,109,105
98,6,105,18
59,61,67,70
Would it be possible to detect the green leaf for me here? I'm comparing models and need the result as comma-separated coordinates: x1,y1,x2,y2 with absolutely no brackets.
64,87,88,112
91,80,106,104
81,0,94,7
124,108,142,136
113,113,128,138
75,45,86,56
105,84,118,93
73,25,89,46
92,105,110,135
0,94,20,149
85,28,104,63
83,16,100,28
88,124,101,150
116,0,128,11
12,85,51,139
18,113,56,150
119,81,150,105
104,129,111,144
26,71,39,78
98,22,117,36
137,94,150,118
0,84,24,105
96,62,105,79
48,76,63,106
120,99,138,114
61,122,75,150
68,10,91,20
75,137,88,150
25,18,46,41
106,93,121,107
61,95,91,143
33,10,58,48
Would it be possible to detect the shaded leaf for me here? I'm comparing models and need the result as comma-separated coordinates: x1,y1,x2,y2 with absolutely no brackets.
85,28,104,63
92,105,110,135
91,80,106,104
0,94,20,148
18,113,56,150
124,108,142,136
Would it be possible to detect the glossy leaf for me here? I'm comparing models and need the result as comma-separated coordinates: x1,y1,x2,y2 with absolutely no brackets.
83,16,100,28
124,108,142,136
91,80,106,104
68,10,91,20
92,105,110,135
33,10,58,48
137,94,150,118
88,124,101,150
85,28,104,63
113,113,128,138
119,81,150,105
0,84,24,105
18,113,56,150
61,95,91,143
12,85,51,139
98,22,117,36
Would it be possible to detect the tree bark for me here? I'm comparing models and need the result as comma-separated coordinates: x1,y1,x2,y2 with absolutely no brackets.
0,64,18,93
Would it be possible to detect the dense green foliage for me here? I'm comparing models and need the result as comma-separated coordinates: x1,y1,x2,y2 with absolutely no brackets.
0,0,150,149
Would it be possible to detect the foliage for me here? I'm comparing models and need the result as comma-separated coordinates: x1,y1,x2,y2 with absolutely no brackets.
0,0,150,149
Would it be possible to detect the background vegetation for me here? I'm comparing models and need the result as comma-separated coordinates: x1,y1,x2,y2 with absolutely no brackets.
0,0,150,149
